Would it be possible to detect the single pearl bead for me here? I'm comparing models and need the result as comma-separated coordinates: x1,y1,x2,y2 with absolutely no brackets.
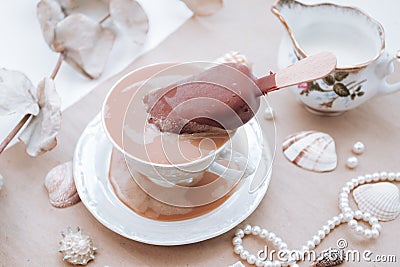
372,223,382,232
333,216,341,225
235,229,244,238
346,156,358,169
273,260,282,267
267,232,276,241
365,174,373,182
322,225,330,234
301,246,309,253
354,210,363,220
341,187,350,194
306,240,315,249
247,254,257,264
232,236,242,246
355,225,364,234
348,219,357,229
340,192,348,198
363,212,371,221
369,217,378,225
352,141,365,154
388,172,396,181
339,197,349,203
327,220,335,229
240,250,250,260
371,229,380,239
351,178,359,186
346,181,354,189
343,207,352,213
260,229,269,238
252,225,262,235
372,172,380,182
273,237,282,246
380,172,388,181
234,245,244,254
339,203,348,210
364,229,373,239
244,225,252,234
312,235,321,245
338,213,345,222
264,106,274,120
279,242,288,250
264,261,273,267
358,175,366,184
317,230,325,239
256,259,264,267
344,211,354,221
395,172,400,182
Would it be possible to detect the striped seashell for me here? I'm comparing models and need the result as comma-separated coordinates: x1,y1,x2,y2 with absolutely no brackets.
44,161,80,208
282,131,337,172
353,182,400,221
215,51,250,67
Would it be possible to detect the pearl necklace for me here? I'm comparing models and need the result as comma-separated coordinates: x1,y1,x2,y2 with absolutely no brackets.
232,172,400,267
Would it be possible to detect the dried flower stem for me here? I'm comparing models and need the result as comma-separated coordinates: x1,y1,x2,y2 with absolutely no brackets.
51,53,64,80
0,114,31,154
99,14,110,24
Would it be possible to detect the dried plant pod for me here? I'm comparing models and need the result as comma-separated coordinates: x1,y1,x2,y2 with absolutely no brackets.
181,0,223,16
45,161,80,208
0,69,39,116
37,0,65,47
19,78,61,157
54,13,115,79
109,0,149,45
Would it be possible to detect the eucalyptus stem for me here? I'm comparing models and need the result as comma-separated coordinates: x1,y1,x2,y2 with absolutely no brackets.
0,114,31,154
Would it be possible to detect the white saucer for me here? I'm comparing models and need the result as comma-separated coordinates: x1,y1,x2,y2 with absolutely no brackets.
73,114,273,246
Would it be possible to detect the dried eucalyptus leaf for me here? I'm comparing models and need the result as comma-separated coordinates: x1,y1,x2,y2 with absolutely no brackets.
19,78,61,157
181,0,223,16
53,13,115,79
0,68,39,116
37,0,65,48
109,0,149,45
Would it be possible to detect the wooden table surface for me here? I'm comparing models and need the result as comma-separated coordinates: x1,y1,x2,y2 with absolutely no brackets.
1,0,399,266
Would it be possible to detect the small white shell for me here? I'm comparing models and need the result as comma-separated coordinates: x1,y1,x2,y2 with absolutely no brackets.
215,51,250,68
59,227,97,265
282,131,337,172
44,161,80,208
229,261,245,267
353,182,400,221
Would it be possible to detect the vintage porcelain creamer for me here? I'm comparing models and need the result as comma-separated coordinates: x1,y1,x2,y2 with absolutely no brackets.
272,0,400,115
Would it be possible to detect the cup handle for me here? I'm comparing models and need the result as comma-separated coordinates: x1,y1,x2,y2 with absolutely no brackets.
381,51,400,94
206,149,255,182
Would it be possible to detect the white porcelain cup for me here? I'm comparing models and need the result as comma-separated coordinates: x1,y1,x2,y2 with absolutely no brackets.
101,63,255,187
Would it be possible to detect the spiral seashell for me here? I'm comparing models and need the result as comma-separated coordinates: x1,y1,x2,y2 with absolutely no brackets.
44,161,80,208
353,182,400,221
215,51,250,67
311,248,345,267
59,227,97,265
282,131,337,172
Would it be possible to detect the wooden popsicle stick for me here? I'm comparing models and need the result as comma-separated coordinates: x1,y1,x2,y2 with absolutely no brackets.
257,52,337,94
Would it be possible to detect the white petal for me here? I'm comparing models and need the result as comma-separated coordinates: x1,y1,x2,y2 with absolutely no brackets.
54,13,115,79
181,0,223,16
37,0,65,47
0,68,39,116
109,0,149,45
19,78,61,157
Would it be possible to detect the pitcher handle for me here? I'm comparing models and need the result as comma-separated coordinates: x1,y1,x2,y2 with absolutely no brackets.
206,148,255,183
380,51,400,94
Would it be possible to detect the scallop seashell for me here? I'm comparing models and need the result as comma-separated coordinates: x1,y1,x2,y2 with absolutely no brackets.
44,161,80,208
311,248,345,267
59,227,97,265
353,182,400,221
282,131,337,172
